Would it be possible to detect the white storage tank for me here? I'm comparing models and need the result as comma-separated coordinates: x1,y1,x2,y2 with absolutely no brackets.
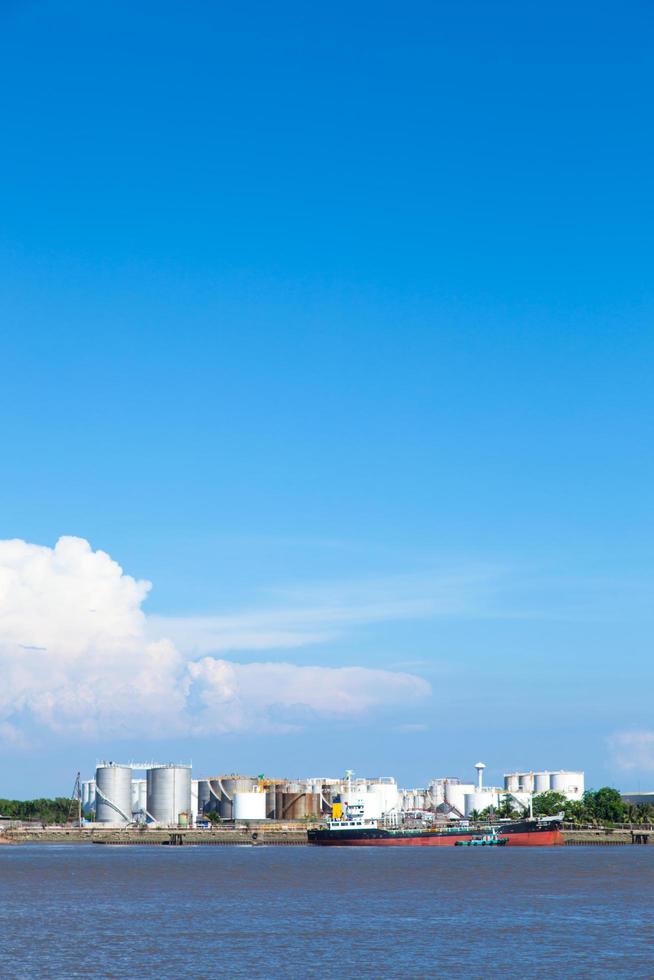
131,778,147,816
233,790,267,821
464,790,499,817
191,780,199,820
504,773,520,793
213,776,258,819
81,779,96,815
96,764,133,824
550,771,584,800
367,779,400,817
518,772,534,793
534,772,551,794
146,765,192,825
428,780,446,807
444,782,474,815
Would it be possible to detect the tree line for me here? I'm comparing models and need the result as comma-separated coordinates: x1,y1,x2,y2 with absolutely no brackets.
475,787,650,826
0,798,72,824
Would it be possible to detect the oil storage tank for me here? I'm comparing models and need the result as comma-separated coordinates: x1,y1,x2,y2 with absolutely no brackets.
534,772,551,794
131,778,147,817
81,779,96,815
96,764,133,824
519,772,534,793
197,779,212,815
276,782,322,820
146,765,192,825
504,773,520,793
444,781,474,815
550,771,584,800
210,776,257,819
233,790,267,820
367,779,400,817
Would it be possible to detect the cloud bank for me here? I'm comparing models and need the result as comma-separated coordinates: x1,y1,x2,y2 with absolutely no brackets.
0,537,430,742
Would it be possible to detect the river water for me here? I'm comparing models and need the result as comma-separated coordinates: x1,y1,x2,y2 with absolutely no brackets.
1,844,652,978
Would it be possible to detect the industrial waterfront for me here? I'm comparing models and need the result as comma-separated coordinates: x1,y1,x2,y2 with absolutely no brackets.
5,758,648,849
82,760,586,828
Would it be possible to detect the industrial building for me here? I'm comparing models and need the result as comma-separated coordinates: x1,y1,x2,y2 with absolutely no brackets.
82,761,585,827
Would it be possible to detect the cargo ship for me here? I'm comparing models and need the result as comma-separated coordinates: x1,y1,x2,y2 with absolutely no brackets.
308,804,563,847
308,818,562,846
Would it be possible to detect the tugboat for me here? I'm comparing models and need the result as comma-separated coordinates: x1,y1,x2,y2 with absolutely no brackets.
455,831,508,847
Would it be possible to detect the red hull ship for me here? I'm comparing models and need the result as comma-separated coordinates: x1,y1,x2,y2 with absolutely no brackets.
308,818,563,847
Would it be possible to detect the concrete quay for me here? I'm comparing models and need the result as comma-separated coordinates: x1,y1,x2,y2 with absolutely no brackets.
2,823,309,846
563,829,651,846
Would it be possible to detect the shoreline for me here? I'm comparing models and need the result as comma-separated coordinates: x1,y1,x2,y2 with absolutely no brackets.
1,826,651,847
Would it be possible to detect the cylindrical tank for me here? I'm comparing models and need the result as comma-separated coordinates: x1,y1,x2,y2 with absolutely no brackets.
266,786,278,818
550,771,584,799
518,772,534,793
81,779,96,815
95,764,133,824
197,779,212,814
565,771,584,800
146,766,192,825
191,780,199,820
464,790,499,817
132,779,148,813
402,790,415,811
534,772,551,794
130,778,147,815
444,782,474,815
275,782,322,820
233,791,267,820
504,773,520,792
428,780,445,807
367,780,400,817
213,776,257,819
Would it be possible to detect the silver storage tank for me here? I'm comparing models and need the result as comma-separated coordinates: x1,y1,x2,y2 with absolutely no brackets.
197,779,212,815
146,765,192,825
214,776,257,819
131,778,147,816
81,779,96,815
95,764,133,824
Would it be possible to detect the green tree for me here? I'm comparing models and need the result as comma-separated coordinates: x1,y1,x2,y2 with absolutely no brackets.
496,795,523,819
562,798,594,825
0,797,71,824
532,791,567,817
590,787,625,824
636,803,654,824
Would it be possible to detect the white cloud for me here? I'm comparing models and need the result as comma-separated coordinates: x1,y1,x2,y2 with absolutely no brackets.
0,536,430,742
608,730,654,772
148,567,499,655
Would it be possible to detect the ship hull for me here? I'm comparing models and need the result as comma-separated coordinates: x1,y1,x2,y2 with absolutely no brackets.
308,822,563,847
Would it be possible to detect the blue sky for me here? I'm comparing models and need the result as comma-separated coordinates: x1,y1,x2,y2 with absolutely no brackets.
1,1,653,797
